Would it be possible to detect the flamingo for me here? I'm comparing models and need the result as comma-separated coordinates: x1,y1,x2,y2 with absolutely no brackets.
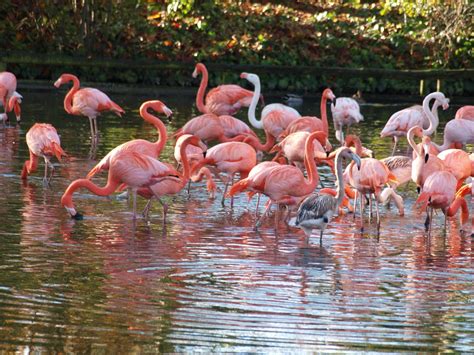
0,72,21,123
54,73,125,143
455,105,474,120
190,141,257,205
279,88,335,139
241,72,301,140
291,147,361,244
87,100,172,179
193,63,259,116
269,131,331,171
416,171,469,235
61,150,180,220
380,155,412,189
331,97,363,143
345,156,398,230
21,123,67,184
228,131,328,226
135,134,208,223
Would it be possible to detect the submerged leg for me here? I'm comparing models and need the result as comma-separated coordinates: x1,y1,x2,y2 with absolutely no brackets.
157,198,169,225
375,194,380,230
142,198,153,219
319,230,324,245
132,189,137,220
359,192,364,232
256,200,273,228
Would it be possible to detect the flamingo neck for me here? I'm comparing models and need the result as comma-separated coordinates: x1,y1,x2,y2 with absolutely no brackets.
248,78,264,129
407,129,421,157
244,130,275,152
446,197,469,225
320,95,329,136
139,104,167,155
345,136,362,156
422,93,441,136
61,178,120,216
334,152,345,207
195,66,209,114
179,141,193,182
63,75,80,115
303,132,323,193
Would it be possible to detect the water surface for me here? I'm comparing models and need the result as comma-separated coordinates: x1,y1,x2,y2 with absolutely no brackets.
0,89,472,352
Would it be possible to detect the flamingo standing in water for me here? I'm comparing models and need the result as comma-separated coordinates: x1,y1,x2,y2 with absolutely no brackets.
87,100,172,179
228,131,327,227
21,123,67,184
0,72,22,123
241,72,301,141
455,106,474,120
416,171,469,235
291,147,361,244
135,134,208,223
54,73,125,145
279,88,335,139
193,63,259,116
190,141,257,206
331,96,363,143
61,150,180,220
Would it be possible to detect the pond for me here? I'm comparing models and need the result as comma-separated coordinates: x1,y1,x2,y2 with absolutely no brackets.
0,87,472,352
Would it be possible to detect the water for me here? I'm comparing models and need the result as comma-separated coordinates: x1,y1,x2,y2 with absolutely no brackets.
0,89,472,352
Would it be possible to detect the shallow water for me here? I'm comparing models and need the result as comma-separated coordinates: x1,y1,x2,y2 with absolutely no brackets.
0,89,472,352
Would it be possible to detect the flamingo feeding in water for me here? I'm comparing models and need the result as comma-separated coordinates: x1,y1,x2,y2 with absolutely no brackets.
291,147,361,244
21,123,67,184
0,94,21,123
193,63,259,116
87,100,172,179
54,73,125,144
61,150,180,220
331,96,363,143
0,72,22,123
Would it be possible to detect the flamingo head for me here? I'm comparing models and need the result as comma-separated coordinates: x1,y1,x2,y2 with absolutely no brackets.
192,63,205,78
323,88,336,103
441,97,450,110
141,100,173,118
341,147,362,171
240,72,259,86
54,74,67,88
422,136,432,163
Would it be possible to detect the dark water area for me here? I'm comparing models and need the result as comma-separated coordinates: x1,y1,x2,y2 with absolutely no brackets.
0,89,472,352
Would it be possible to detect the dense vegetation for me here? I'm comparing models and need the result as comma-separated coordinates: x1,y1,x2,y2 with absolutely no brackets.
0,0,472,94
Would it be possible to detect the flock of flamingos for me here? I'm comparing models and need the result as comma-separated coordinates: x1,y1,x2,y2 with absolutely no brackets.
1,64,474,242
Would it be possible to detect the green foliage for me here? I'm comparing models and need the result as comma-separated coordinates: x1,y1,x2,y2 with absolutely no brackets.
0,1,472,94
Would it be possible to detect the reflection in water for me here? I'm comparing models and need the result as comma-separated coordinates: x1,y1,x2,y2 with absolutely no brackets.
0,91,472,352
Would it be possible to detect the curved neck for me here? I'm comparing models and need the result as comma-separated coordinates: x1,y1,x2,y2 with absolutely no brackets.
139,104,167,155
61,178,120,211
179,141,193,182
247,79,264,129
407,129,421,157
423,94,441,136
243,130,275,152
320,95,329,136
302,133,323,193
334,152,345,207
344,136,362,156
63,75,80,114
195,66,209,114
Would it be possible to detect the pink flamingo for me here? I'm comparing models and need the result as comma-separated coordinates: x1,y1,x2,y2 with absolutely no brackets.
241,72,301,140
455,105,474,120
419,92,474,151
87,100,172,179
135,134,208,223
173,113,256,145
0,72,22,122
61,150,180,220
416,171,469,235
193,63,259,116
228,131,327,227
291,147,361,243
190,141,257,206
331,97,363,143
269,131,331,171
279,88,335,139
380,155,412,189
345,156,398,230
54,73,125,142
21,123,67,183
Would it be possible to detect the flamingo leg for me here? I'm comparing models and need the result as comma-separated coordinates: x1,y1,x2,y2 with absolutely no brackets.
319,230,324,245
353,190,358,220
187,179,191,195
369,194,373,221
375,194,380,230
132,189,137,220
93,117,99,140
42,158,48,185
255,193,261,217
359,191,364,232
256,200,273,228
88,117,95,140
47,159,55,184
391,136,398,156
156,198,168,225
142,198,153,219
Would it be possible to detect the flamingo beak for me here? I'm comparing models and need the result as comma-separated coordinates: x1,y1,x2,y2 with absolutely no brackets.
72,212,84,220
240,72,248,79
351,152,362,170
53,78,62,88
424,153,429,163
162,106,173,118
203,151,207,158
442,102,449,110
192,68,199,78
198,140,207,152
417,186,421,194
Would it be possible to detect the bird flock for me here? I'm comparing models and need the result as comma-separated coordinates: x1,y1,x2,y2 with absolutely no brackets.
2,64,474,243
